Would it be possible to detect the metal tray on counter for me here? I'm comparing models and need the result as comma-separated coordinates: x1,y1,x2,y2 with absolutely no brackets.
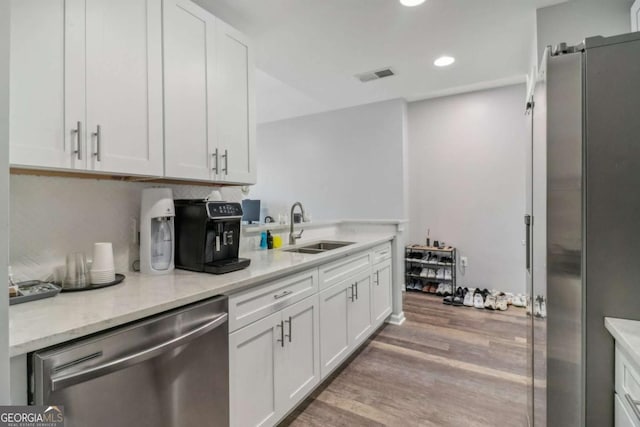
9,280,62,305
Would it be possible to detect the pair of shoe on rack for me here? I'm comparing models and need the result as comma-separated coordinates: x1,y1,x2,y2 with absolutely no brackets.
435,283,452,296
422,282,439,294
406,280,424,291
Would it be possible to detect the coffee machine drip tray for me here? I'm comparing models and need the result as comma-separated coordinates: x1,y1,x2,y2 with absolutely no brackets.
204,258,251,275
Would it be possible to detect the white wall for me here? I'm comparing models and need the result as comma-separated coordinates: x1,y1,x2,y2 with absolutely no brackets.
537,0,633,61
250,99,407,221
408,84,527,294
0,0,10,404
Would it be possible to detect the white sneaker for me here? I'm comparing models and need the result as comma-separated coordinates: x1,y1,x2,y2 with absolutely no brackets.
420,268,428,278
484,294,497,310
436,283,444,295
463,289,474,307
473,291,485,309
496,293,508,311
533,296,542,317
435,269,444,279
539,297,547,318
444,269,452,280
513,294,525,307
427,269,436,278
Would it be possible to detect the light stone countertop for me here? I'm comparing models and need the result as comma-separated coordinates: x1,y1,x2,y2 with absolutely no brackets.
9,231,395,356
605,317,640,366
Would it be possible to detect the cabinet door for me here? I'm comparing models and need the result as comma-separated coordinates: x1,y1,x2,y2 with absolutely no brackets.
348,270,373,347
229,312,281,427
9,0,85,170
85,0,163,176
215,19,256,184
372,259,392,325
278,296,320,412
615,393,638,427
319,281,351,379
163,0,216,181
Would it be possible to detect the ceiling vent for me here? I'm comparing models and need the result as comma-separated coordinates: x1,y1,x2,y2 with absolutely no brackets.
355,67,396,83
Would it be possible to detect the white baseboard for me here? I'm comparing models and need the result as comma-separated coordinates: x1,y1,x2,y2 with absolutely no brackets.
387,312,406,326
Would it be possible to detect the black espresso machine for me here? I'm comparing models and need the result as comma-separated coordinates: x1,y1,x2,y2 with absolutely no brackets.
174,200,251,274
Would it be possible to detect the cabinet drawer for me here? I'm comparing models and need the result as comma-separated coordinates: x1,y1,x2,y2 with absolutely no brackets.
371,242,392,264
229,269,318,332
319,251,371,290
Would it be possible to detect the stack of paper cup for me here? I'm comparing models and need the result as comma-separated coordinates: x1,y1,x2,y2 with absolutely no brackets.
91,242,116,284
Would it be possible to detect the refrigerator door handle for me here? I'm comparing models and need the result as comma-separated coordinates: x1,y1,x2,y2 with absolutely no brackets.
525,215,532,271
50,312,228,391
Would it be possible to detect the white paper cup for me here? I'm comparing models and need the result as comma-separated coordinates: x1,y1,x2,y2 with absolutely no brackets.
92,242,115,272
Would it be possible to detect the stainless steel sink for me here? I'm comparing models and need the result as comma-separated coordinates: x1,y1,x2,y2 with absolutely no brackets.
284,240,354,255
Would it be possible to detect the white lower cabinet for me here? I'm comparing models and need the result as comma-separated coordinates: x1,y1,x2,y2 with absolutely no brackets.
616,393,639,427
348,270,373,347
229,296,320,427
319,280,351,378
229,243,393,426
371,259,393,325
319,268,373,379
615,343,640,427
229,311,281,427
278,297,321,412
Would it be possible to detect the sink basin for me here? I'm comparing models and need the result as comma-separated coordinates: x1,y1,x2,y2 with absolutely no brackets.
284,240,354,255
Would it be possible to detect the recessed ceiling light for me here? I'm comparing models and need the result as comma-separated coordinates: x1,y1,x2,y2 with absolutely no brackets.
399,0,426,6
434,56,455,67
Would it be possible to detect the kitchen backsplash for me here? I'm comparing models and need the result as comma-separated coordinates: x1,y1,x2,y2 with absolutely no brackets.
9,175,243,282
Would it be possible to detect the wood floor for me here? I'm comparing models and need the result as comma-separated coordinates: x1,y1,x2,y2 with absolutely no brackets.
281,292,530,427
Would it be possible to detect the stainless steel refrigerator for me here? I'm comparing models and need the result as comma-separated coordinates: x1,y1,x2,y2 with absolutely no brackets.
526,32,640,427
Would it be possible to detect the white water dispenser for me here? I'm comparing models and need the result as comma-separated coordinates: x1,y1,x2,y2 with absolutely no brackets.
140,188,175,275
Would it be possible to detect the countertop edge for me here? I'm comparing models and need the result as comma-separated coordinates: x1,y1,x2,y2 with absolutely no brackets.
10,234,396,357
605,317,640,366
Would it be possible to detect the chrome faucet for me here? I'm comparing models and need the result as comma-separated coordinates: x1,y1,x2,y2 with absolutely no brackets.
289,202,306,245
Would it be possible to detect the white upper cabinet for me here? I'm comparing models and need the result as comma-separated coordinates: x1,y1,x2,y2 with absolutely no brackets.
164,1,256,185
632,0,639,32
10,0,78,169
163,0,216,181
10,0,254,184
10,0,163,176
84,0,164,176
215,20,256,184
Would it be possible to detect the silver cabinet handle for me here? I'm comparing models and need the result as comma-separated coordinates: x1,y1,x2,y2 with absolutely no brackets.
355,282,359,300
222,149,228,175
284,316,292,342
375,271,380,286
349,284,355,302
273,290,293,300
276,320,284,347
71,121,82,160
50,312,228,391
92,125,102,162
212,148,219,173
626,393,640,421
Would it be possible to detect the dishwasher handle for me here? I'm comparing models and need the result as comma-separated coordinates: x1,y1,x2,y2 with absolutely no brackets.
50,312,228,392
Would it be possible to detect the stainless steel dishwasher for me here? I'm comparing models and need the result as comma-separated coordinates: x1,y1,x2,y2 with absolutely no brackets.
30,296,229,427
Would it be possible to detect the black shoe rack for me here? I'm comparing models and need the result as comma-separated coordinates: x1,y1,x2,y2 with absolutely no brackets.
404,244,457,296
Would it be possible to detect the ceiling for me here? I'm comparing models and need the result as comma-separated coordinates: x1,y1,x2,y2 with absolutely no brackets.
194,0,568,123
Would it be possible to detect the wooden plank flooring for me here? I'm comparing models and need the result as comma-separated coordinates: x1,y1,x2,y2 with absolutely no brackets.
281,292,530,427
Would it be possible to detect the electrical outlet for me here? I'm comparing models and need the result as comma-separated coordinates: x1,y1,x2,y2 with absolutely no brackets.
460,256,468,267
